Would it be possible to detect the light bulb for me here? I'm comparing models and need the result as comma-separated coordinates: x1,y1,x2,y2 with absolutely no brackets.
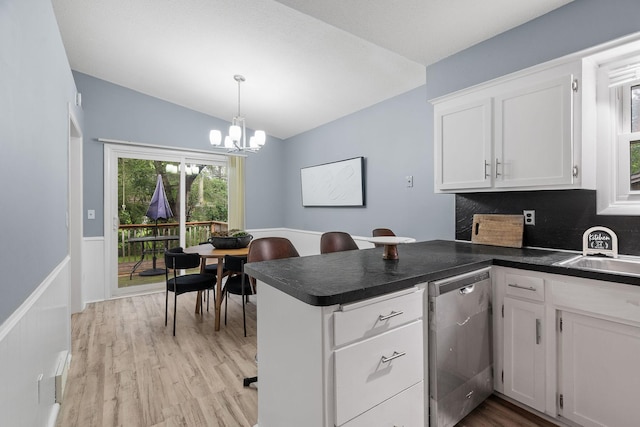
209,130,222,146
229,125,242,142
224,136,233,148
254,130,266,146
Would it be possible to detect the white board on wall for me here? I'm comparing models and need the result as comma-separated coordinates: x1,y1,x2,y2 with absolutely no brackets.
300,157,365,206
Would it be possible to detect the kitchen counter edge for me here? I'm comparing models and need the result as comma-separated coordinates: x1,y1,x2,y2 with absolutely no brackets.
243,240,640,307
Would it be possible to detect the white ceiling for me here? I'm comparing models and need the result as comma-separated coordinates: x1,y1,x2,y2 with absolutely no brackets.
52,0,573,139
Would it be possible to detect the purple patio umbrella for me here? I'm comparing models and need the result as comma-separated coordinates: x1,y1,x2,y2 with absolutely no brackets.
138,174,175,276
146,174,173,222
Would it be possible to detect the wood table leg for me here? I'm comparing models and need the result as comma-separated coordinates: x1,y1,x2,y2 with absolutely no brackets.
215,260,224,331
195,258,207,314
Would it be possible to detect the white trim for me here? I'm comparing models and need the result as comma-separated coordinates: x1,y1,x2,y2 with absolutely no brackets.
68,104,84,315
0,256,70,342
103,143,228,298
97,137,248,158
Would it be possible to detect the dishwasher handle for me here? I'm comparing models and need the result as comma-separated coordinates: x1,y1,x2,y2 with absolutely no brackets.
459,284,475,295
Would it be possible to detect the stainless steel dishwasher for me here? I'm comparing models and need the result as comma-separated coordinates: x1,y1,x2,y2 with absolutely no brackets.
428,267,493,427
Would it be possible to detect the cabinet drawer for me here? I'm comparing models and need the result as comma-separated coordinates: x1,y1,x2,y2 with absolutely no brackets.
334,287,423,347
341,381,424,427
505,273,544,301
334,321,423,426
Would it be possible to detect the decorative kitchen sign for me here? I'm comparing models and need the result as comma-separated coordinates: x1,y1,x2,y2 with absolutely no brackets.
582,226,618,257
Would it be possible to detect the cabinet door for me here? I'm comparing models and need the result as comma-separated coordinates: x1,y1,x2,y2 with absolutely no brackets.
494,75,575,188
503,297,545,412
560,311,640,427
434,98,492,191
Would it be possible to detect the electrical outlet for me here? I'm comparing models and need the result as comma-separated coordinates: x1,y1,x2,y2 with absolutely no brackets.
523,210,535,226
87,209,95,220
406,175,413,188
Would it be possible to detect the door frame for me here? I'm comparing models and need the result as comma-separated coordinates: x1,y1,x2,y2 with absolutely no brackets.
103,142,226,299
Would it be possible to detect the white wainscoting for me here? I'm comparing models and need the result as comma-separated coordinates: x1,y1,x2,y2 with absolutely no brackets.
0,257,71,427
80,229,373,306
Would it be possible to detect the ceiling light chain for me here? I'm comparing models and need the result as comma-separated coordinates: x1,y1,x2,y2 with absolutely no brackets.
209,74,266,153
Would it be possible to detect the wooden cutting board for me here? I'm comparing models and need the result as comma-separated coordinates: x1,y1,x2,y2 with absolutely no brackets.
471,214,524,248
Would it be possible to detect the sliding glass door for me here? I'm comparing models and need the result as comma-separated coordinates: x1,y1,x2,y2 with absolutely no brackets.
105,144,227,298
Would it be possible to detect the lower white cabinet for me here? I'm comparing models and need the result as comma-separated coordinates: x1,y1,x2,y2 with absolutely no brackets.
495,266,640,427
334,321,423,425
256,283,425,427
559,311,640,427
341,382,424,427
503,297,546,412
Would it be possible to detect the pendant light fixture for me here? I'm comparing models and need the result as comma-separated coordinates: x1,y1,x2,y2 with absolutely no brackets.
209,74,266,153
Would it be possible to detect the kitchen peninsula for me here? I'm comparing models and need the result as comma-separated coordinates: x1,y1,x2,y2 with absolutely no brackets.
244,240,640,427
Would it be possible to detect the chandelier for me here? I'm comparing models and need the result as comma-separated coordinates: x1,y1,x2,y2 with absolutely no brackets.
209,74,266,153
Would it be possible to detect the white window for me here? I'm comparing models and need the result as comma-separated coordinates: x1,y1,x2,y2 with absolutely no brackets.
593,44,640,214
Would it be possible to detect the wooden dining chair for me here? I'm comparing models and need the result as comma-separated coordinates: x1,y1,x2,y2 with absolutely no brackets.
320,231,359,253
164,247,216,336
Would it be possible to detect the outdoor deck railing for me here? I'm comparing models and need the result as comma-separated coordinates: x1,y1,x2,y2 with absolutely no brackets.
119,221,228,263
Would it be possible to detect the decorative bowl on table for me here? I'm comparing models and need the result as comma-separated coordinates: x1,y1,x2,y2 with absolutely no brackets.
208,232,253,249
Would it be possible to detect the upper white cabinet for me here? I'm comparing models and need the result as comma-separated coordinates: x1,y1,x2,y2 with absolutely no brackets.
494,75,575,188
435,98,492,190
433,61,582,193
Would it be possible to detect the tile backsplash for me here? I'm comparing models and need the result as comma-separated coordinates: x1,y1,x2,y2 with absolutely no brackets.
456,189,640,255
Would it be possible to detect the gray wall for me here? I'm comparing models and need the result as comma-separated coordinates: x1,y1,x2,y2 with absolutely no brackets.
281,86,455,240
0,0,79,323
427,0,640,99
426,0,640,250
73,72,286,237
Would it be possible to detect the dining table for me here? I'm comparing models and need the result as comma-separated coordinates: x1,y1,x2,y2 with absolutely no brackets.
184,243,250,331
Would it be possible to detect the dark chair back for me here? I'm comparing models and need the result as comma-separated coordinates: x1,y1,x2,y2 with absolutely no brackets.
164,247,201,270
248,237,300,263
372,228,395,237
224,255,247,273
372,228,396,247
320,231,359,254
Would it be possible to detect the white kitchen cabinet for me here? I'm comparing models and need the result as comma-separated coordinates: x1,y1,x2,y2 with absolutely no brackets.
494,75,575,188
493,269,549,414
432,61,581,193
434,98,492,190
503,296,546,413
256,283,425,427
550,276,640,427
559,311,640,427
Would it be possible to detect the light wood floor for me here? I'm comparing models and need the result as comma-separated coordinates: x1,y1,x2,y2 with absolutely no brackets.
57,291,555,427
56,291,259,427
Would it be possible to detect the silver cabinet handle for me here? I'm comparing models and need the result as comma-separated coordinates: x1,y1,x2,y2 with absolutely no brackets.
508,283,536,292
378,310,403,321
536,319,541,344
457,316,471,327
381,351,406,364
495,158,501,178
484,161,491,179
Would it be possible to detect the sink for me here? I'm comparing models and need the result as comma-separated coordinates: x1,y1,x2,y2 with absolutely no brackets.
555,254,640,277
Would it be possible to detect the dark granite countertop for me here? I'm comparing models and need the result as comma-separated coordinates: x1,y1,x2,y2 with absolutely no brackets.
243,239,640,306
